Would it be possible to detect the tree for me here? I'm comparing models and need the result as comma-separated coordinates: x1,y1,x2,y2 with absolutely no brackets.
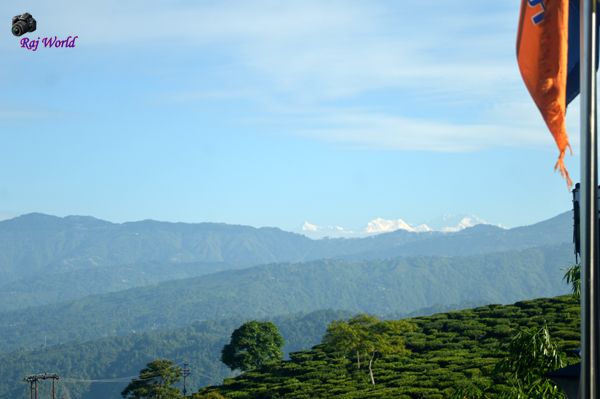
322,314,413,385
563,264,580,300
121,359,182,399
323,318,363,367
221,321,284,372
496,325,565,399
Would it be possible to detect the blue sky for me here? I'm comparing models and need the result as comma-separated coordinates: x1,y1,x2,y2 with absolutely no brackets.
0,0,581,235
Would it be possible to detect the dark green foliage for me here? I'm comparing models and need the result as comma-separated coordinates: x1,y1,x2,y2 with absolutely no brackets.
222,321,284,371
121,359,182,399
0,244,573,353
496,325,565,398
563,264,580,300
197,296,580,399
499,325,564,380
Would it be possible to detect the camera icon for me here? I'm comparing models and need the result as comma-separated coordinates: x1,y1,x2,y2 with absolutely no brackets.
12,13,36,37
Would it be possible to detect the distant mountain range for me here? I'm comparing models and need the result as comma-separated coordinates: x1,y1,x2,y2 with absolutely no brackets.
0,211,577,398
0,211,575,312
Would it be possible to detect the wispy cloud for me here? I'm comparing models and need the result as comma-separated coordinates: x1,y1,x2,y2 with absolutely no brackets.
10,0,565,153
297,110,549,152
27,0,516,97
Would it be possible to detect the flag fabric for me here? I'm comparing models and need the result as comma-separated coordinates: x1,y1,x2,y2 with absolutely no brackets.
517,0,572,187
565,0,600,104
565,0,581,106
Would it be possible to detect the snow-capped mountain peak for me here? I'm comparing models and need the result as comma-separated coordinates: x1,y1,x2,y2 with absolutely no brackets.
300,214,494,239
365,218,432,234
427,214,487,232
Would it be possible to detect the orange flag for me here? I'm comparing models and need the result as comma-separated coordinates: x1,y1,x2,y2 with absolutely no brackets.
517,0,572,187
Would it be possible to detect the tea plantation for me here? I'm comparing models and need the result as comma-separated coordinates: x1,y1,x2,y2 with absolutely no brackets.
198,296,580,398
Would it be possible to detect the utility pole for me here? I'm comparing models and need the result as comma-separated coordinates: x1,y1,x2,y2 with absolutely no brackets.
24,373,59,399
182,362,191,397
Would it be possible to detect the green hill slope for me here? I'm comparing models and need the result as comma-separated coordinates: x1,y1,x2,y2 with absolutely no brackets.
199,296,580,399
0,260,234,311
0,244,573,353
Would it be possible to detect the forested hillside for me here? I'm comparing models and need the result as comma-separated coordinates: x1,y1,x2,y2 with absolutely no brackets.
0,260,234,311
0,244,573,353
0,310,350,399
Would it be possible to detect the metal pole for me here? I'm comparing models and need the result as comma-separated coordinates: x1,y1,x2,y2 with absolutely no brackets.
182,362,190,397
581,0,599,397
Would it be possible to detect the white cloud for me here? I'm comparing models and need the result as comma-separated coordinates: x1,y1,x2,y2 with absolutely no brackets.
15,1,377,46
19,1,518,102
298,111,548,152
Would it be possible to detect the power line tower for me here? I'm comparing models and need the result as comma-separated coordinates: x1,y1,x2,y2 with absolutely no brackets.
23,373,60,399
182,362,191,397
